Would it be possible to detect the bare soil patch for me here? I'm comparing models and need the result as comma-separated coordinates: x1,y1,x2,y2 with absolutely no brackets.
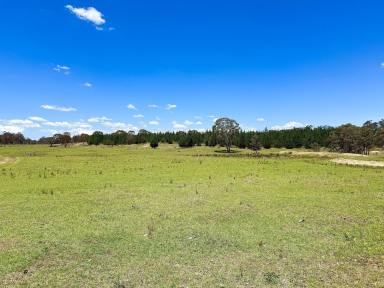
0,156,18,165
279,151,366,157
331,158,384,167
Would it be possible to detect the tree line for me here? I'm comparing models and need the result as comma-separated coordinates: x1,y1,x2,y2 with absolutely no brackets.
1,118,384,155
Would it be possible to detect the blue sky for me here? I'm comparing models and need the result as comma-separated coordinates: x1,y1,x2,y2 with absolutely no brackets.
1,0,384,139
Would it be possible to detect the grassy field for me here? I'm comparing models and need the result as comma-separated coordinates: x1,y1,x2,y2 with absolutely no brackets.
0,145,383,287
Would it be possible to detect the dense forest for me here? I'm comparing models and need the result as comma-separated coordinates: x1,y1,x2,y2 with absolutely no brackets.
1,119,384,155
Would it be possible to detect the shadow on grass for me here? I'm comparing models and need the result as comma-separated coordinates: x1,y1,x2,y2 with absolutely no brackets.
214,149,241,154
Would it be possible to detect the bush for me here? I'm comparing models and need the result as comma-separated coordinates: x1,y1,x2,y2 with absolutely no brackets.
150,136,159,149
311,142,321,152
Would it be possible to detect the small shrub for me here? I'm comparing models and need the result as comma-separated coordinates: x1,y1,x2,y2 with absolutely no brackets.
150,136,159,149
264,272,280,285
311,142,321,152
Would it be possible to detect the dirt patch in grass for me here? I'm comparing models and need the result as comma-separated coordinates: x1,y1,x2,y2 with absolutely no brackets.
279,151,366,158
0,156,18,165
331,158,384,167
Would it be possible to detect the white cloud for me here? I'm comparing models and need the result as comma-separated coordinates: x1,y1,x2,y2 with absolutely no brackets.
257,118,265,122
87,116,111,123
172,121,187,129
184,120,194,126
148,104,159,108
29,116,47,122
166,104,177,110
65,5,106,26
8,119,37,126
0,125,24,133
84,82,92,87
195,121,203,125
68,128,95,135
41,104,77,112
240,124,256,131
43,121,91,129
127,104,137,110
102,121,138,131
133,114,144,118
271,121,306,130
149,120,160,125
54,65,71,74
207,115,216,118
0,118,41,133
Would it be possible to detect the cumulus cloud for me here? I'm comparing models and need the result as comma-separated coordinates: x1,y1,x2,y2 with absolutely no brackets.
41,104,77,112
149,120,160,125
271,121,306,130
102,121,138,131
127,104,137,110
133,114,144,118
172,121,187,129
65,5,106,26
0,124,24,133
166,104,177,110
0,118,41,133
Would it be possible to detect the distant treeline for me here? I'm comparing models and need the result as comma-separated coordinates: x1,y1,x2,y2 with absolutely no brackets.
1,120,384,155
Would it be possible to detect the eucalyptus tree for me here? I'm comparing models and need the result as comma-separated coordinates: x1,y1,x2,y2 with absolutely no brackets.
212,118,240,152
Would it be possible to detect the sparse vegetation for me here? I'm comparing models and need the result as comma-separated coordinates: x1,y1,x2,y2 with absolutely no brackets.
0,144,383,287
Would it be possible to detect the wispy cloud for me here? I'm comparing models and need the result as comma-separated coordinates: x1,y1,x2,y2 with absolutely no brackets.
54,65,70,74
257,118,265,122
28,116,47,122
133,114,144,118
271,121,306,130
148,104,159,108
166,104,177,110
87,116,111,123
127,104,137,110
84,82,92,88
44,121,91,129
65,5,106,26
149,120,160,125
41,105,77,112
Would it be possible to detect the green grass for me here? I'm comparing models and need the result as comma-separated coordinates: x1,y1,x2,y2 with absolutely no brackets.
0,145,383,287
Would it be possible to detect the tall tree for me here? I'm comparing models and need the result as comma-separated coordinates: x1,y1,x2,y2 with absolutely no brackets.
213,118,240,153
249,134,262,154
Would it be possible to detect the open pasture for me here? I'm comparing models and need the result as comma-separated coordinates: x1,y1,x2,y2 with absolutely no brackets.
0,145,383,287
